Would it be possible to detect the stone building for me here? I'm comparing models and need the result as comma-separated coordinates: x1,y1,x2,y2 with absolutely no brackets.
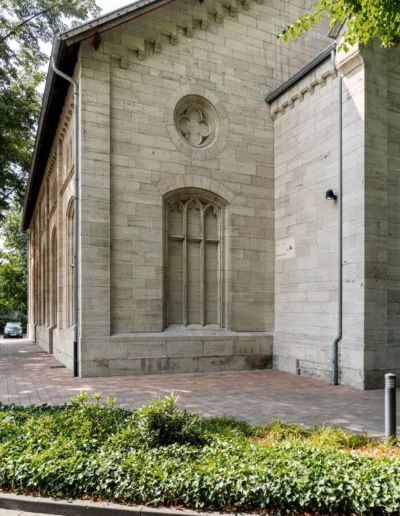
21,0,400,389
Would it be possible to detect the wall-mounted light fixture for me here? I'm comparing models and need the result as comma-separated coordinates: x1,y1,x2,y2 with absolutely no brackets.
326,189,337,201
92,32,102,51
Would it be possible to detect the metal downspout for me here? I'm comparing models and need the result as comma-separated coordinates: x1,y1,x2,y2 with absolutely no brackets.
51,35,80,377
332,49,342,386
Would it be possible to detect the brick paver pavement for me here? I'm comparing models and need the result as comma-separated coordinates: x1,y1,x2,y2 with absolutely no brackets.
1,338,399,436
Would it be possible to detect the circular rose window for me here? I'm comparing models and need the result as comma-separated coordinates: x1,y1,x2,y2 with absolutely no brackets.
165,86,229,159
174,95,218,149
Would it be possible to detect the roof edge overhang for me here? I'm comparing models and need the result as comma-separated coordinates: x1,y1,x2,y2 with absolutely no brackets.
21,36,66,231
60,0,175,46
265,43,336,104
21,0,175,231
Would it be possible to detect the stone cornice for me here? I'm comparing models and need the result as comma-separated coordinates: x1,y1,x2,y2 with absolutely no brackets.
270,62,337,120
335,43,364,75
107,0,265,64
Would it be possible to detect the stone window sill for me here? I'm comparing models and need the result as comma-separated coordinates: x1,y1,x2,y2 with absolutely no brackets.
111,325,273,342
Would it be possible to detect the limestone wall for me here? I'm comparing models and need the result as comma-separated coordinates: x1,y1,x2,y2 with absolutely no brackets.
361,42,400,388
270,50,368,388
385,45,400,385
27,66,78,370
27,0,400,386
271,40,400,389
80,330,272,376
77,0,330,376
29,0,333,377
271,58,341,383
338,47,366,388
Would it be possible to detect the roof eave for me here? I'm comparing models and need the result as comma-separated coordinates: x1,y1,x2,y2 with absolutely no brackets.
265,43,336,104
60,0,175,46
21,0,177,231
21,37,63,231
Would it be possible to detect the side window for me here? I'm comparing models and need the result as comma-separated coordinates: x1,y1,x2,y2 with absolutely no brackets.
165,193,223,328
66,199,74,327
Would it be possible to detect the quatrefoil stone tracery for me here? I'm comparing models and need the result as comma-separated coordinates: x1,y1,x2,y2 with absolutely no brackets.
167,89,229,158
177,106,212,147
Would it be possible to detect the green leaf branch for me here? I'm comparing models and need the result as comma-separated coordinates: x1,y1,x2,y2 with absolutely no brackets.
278,0,400,50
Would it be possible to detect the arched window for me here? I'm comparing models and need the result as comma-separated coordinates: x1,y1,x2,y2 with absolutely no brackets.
51,228,58,327
41,242,46,325
164,190,227,328
66,199,74,328
32,254,38,325
32,221,40,326
49,167,57,210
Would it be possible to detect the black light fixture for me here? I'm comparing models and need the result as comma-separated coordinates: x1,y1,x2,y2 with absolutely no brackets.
92,32,102,51
325,189,337,201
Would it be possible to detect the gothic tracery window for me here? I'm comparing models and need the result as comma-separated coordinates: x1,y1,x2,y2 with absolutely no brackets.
49,165,57,209
66,199,74,328
177,106,212,147
64,136,73,179
166,194,224,327
31,230,38,325
174,95,218,149
41,242,46,325
51,229,58,327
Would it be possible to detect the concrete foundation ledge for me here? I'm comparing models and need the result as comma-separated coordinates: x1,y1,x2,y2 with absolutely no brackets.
80,330,273,377
0,492,258,516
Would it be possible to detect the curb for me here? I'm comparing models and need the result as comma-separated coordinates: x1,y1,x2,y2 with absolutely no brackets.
0,493,239,516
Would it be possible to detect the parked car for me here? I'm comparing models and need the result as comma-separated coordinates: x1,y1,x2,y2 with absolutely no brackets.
3,322,23,339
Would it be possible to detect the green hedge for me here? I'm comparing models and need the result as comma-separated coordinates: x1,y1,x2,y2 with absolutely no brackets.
0,394,399,514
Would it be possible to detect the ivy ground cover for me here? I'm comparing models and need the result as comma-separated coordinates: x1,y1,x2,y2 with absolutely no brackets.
0,393,400,515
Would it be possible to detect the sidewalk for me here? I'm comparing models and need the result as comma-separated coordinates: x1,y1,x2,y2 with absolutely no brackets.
1,338,398,436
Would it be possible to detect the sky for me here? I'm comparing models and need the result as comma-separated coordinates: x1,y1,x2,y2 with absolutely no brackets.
92,0,134,20
39,0,137,85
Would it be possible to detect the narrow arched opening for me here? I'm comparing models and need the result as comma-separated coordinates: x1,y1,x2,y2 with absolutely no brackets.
66,198,74,328
163,188,228,330
51,228,58,327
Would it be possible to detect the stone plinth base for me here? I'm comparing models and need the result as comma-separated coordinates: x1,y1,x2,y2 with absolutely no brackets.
79,327,273,377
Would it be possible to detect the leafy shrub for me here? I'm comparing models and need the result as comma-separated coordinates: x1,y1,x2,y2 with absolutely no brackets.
0,394,400,514
68,392,132,440
262,419,312,441
203,414,261,438
133,393,205,446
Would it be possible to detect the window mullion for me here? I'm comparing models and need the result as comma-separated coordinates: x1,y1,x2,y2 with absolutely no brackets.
217,210,222,327
165,203,168,329
200,205,205,327
183,204,187,327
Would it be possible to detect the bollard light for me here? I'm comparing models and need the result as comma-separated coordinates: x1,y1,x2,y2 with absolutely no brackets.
385,373,396,439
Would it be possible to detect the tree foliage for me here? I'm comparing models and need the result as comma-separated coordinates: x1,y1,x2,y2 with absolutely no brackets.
0,0,101,219
279,0,400,50
0,205,28,325
0,68,42,215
